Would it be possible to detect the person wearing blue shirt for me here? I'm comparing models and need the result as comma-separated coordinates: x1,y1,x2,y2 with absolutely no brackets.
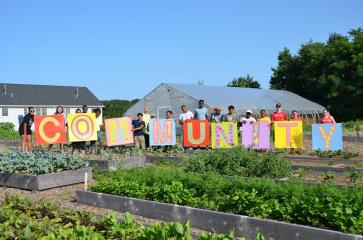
194,99,209,120
210,107,226,122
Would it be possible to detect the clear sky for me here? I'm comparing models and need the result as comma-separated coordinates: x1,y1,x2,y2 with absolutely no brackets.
0,1,362,100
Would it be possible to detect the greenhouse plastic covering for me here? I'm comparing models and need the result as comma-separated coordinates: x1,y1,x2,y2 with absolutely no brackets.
165,83,325,115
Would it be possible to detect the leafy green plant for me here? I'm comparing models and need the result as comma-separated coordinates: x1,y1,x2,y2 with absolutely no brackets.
294,168,306,179
92,167,363,235
0,195,237,239
313,150,359,159
345,167,361,184
182,148,291,178
323,171,336,184
0,150,87,175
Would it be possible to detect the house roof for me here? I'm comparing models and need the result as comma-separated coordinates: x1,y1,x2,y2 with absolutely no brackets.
0,83,103,107
163,83,325,114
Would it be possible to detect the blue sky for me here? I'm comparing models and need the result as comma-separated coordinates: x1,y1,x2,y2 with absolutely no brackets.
0,1,362,100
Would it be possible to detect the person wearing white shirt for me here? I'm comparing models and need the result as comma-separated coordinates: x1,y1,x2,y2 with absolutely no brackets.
240,110,256,132
179,105,194,145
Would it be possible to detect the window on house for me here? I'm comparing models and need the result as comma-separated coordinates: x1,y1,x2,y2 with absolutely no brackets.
65,107,70,115
24,108,27,115
2,107,8,116
42,108,47,115
35,108,41,115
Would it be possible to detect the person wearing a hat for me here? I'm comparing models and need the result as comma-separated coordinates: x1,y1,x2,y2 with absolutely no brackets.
240,110,256,125
239,110,256,133
210,107,226,123
270,103,288,123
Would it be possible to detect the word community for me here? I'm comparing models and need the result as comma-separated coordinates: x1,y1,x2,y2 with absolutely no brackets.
34,114,343,150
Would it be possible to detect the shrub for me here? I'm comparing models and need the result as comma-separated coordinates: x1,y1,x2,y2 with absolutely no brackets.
0,122,18,139
183,148,291,178
0,150,87,175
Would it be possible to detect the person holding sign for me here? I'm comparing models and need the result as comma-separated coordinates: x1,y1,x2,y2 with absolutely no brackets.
240,110,256,133
72,108,82,153
49,105,67,151
166,110,173,119
179,105,194,145
258,110,271,124
78,105,89,151
290,110,302,121
19,107,35,152
210,107,225,123
132,113,146,149
225,105,239,122
143,107,151,148
194,99,209,120
320,109,336,124
240,110,256,125
270,103,288,123
90,108,104,152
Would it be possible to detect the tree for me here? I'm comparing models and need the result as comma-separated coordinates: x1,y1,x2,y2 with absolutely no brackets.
101,99,139,119
270,28,363,121
227,74,261,88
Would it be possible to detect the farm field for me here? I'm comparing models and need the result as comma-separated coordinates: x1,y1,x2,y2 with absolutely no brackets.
0,143,362,239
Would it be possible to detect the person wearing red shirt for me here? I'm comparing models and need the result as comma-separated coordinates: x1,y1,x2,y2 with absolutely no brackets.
270,103,288,122
320,109,336,124
290,110,302,121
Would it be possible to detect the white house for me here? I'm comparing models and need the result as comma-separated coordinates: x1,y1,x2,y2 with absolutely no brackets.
0,83,104,130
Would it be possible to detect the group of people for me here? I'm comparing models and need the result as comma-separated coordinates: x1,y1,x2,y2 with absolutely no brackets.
19,105,104,152
179,100,335,124
18,101,336,152
131,100,336,148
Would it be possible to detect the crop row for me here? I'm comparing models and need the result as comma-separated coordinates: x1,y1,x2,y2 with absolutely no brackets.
91,167,363,235
0,195,245,240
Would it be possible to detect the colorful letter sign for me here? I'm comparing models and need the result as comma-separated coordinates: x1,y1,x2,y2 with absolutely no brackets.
211,122,238,148
105,117,134,146
67,113,97,142
34,115,66,145
183,120,210,147
149,119,176,146
274,121,303,148
312,123,343,151
242,122,270,149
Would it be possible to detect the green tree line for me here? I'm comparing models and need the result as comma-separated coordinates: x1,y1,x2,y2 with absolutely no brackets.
101,99,138,119
270,28,363,121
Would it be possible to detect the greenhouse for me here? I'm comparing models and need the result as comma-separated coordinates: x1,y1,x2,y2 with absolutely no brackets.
123,83,325,122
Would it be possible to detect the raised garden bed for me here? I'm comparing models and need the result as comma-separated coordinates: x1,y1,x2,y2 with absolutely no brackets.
292,165,363,175
287,155,363,163
90,167,363,236
146,155,182,162
86,155,183,171
86,156,147,171
0,167,92,191
1,195,236,239
77,190,363,240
